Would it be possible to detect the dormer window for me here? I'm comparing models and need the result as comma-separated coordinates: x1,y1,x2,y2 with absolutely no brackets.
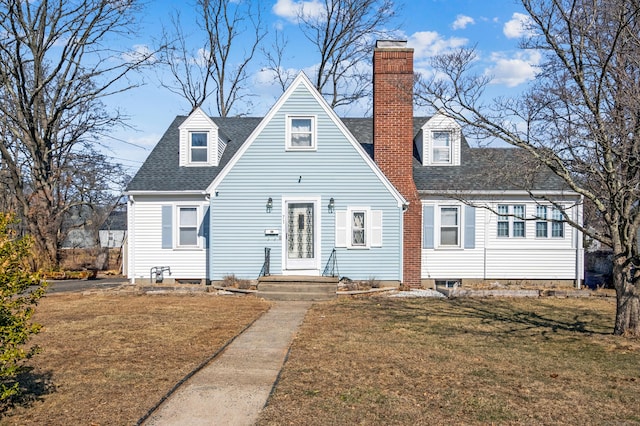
432,131,452,164
287,116,316,150
190,132,208,163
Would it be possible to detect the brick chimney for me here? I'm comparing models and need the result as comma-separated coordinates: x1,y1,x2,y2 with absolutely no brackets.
373,40,422,288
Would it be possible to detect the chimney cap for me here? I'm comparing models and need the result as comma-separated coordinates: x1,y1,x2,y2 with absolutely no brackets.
375,40,408,49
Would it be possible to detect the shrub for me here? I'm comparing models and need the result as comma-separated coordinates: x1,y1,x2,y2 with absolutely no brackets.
0,214,47,403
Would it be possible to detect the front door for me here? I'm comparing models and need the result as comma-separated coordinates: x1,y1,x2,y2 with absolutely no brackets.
285,201,317,271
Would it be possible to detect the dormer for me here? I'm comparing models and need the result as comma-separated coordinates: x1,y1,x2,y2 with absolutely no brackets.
179,107,220,167
419,111,462,166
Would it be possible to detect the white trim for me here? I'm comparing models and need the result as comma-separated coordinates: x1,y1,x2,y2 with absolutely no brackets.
347,206,371,249
281,196,322,273
124,190,208,196
207,72,406,207
187,130,210,165
419,189,581,196
175,205,203,250
438,205,462,248
285,115,317,151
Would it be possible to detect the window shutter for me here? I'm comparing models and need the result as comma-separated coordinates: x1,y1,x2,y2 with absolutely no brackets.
161,205,173,249
371,210,382,247
464,205,476,249
335,211,347,247
423,205,434,249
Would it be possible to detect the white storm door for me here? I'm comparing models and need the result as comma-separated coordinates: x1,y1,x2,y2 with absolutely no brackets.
285,201,317,270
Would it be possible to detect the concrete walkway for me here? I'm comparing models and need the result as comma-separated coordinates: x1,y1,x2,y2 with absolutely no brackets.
142,301,311,426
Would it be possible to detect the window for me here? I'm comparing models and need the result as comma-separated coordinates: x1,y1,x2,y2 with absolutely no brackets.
352,210,366,246
440,206,460,246
536,206,548,237
335,208,382,249
497,204,526,238
432,131,451,163
190,132,208,163
552,207,564,237
178,207,198,247
497,205,509,237
287,116,315,150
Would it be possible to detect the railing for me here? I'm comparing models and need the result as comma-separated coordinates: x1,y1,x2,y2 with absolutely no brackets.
150,266,171,283
258,247,271,278
322,248,339,277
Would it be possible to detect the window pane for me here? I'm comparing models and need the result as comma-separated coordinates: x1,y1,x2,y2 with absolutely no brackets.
191,148,207,162
552,222,564,237
497,205,509,220
352,211,366,246
433,148,450,162
191,132,207,147
291,118,311,132
441,228,458,245
497,221,509,237
536,206,547,219
179,227,198,246
180,208,197,226
513,205,525,218
536,221,548,237
441,208,458,226
552,208,563,221
291,133,312,147
513,221,525,237
432,131,450,147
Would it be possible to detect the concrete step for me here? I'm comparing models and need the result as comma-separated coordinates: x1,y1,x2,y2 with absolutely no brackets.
258,276,338,301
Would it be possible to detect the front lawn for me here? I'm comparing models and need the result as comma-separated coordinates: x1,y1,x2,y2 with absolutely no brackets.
258,296,640,425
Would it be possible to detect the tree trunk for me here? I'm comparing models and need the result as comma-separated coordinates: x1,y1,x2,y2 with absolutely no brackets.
613,257,640,337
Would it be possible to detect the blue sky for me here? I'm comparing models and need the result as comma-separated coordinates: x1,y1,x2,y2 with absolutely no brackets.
104,0,535,174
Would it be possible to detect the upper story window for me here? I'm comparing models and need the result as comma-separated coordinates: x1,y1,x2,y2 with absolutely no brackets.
432,131,452,164
287,116,316,150
190,132,208,163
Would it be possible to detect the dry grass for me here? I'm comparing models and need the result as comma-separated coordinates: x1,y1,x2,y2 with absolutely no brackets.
1,293,270,425
258,296,640,425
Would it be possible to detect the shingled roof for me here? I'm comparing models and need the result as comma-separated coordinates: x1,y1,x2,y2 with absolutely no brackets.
126,115,568,193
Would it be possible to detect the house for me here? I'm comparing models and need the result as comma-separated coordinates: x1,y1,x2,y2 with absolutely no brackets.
99,210,127,249
125,40,583,288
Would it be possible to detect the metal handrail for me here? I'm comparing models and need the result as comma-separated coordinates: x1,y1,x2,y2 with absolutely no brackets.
322,248,339,277
258,247,271,278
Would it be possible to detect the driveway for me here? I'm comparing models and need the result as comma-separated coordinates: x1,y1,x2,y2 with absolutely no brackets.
46,277,128,294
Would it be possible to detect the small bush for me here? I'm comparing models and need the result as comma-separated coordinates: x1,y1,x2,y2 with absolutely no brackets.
221,274,252,289
0,214,47,404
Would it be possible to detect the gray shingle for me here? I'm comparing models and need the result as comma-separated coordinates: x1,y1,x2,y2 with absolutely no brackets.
127,115,567,193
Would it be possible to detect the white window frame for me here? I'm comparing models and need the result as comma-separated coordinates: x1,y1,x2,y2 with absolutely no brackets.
536,205,548,238
286,115,316,151
347,207,371,249
497,204,526,238
551,207,565,238
439,205,460,247
189,131,209,164
431,131,452,164
176,205,201,249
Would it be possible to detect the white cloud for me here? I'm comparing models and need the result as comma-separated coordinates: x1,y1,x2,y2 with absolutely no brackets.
503,12,533,39
452,14,474,30
122,44,156,64
408,31,468,59
485,50,541,87
272,0,325,23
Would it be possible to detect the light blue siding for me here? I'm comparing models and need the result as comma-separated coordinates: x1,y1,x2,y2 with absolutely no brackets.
210,83,402,281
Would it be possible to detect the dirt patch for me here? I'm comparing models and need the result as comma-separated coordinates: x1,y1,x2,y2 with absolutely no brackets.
1,293,270,425
258,297,640,425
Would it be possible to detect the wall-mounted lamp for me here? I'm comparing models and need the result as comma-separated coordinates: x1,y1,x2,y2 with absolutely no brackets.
266,197,273,213
328,197,335,213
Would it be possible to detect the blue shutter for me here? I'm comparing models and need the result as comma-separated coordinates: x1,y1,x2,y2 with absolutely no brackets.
423,205,434,249
464,205,476,249
161,205,173,249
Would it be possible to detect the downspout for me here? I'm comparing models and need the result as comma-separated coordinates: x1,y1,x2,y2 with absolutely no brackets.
400,203,408,284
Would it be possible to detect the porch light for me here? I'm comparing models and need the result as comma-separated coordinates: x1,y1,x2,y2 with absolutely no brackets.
266,197,273,213
328,197,335,212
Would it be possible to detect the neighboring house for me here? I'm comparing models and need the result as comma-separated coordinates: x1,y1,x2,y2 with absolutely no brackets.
125,40,583,287
99,210,127,248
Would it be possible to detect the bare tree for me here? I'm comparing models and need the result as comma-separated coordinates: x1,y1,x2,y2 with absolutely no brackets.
416,0,640,336
159,0,265,116
283,0,397,109
0,0,152,268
